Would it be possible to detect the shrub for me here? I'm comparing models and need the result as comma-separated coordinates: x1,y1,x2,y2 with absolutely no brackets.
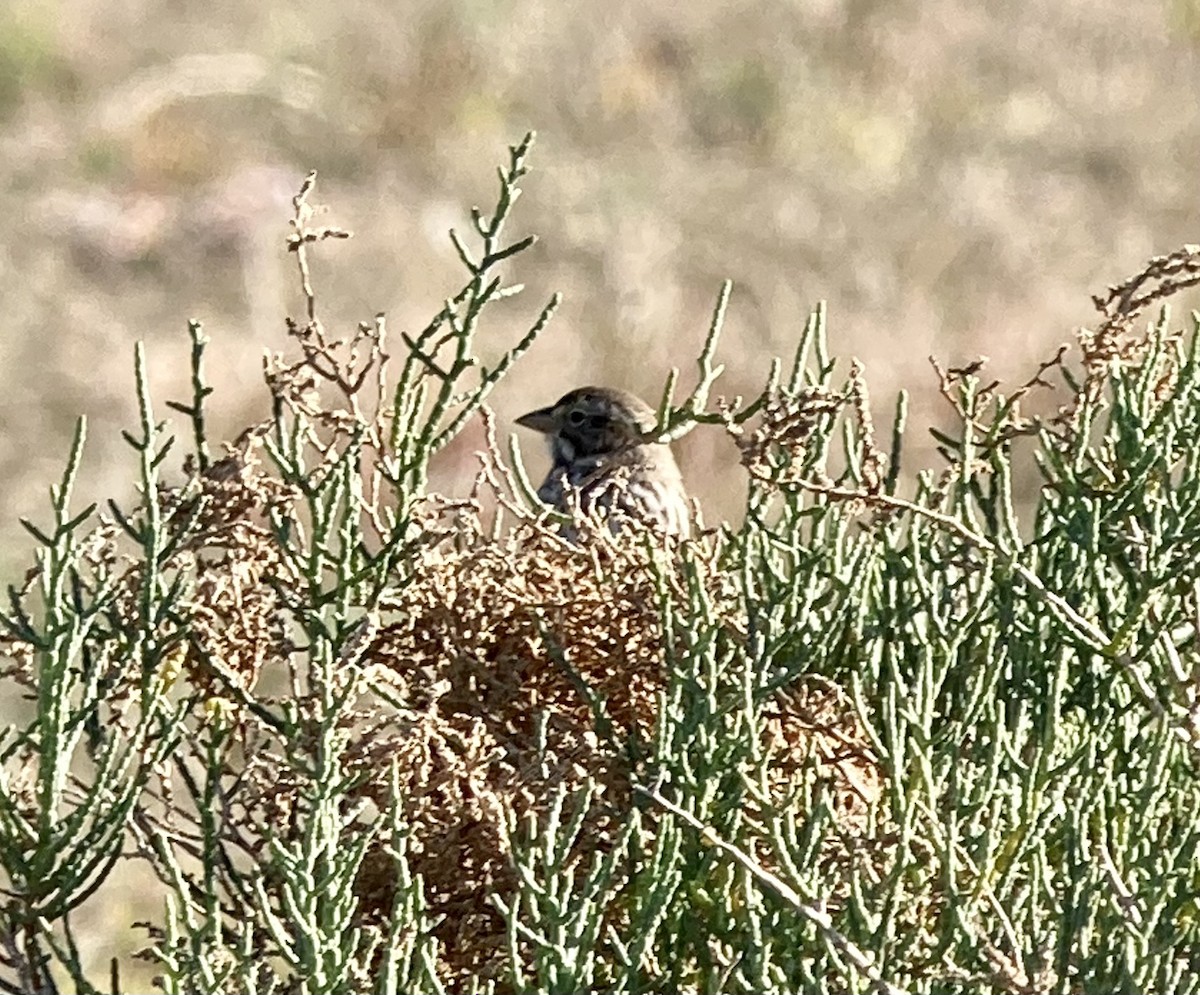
1,135,1199,994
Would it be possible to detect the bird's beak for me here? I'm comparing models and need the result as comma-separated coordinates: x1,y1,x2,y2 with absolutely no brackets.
515,405,558,434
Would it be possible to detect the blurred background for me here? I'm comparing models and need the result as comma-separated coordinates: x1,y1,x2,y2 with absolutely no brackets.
3,0,1200,560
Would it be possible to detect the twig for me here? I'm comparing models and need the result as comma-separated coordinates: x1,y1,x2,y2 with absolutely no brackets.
635,782,911,995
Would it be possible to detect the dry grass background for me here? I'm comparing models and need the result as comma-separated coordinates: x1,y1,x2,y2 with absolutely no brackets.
3,0,1200,564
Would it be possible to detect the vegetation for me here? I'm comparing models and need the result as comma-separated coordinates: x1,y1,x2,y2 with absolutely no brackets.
1,136,1199,994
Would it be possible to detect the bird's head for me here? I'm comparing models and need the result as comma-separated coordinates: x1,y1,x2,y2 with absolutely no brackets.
516,386,657,460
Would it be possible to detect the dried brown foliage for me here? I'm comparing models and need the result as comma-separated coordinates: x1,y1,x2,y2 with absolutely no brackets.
1078,244,1200,411
351,506,679,980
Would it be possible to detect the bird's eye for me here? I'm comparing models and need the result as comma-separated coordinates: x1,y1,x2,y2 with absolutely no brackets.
568,410,586,425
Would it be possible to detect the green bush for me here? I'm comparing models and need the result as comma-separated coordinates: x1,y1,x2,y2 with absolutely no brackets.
1,135,1199,995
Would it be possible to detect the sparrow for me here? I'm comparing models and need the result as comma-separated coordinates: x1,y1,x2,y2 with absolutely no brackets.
516,386,690,537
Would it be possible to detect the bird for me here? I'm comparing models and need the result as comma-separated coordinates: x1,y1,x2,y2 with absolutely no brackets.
515,386,691,538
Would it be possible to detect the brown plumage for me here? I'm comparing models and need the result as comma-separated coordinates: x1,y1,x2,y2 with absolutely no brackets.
515,386,690,537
